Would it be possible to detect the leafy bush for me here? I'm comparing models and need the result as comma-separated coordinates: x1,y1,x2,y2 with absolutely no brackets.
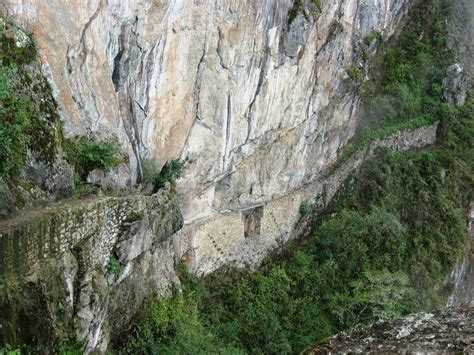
64,137,121,178
124,211,144,223
106,256,124,276
143,159,184,193
299,201,313,216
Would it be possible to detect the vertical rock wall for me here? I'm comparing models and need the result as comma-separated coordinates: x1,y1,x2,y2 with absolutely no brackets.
0,1,426,351
3,0,413,222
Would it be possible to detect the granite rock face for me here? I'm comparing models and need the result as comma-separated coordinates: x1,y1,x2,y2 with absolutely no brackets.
4,0,412,222
1,1,436,352
447,204,474,308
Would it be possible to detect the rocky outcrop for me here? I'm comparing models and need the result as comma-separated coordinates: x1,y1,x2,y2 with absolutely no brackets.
0,19,74,219
443,62,471,106
0,187,183,352
3,1,452,352
447,0,474,77
308,307,474,354
3,0,413,222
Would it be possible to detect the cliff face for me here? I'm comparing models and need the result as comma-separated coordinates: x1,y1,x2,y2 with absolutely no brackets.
3,0,412,222
0,0,427,352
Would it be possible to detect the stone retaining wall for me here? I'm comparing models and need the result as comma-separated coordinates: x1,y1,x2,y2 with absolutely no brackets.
0,189,184,352
1,195,150,279
177,123,439,275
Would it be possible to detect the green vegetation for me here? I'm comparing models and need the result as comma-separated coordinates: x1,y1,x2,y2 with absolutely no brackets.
124,210,145,223
287,0,322,26
72,179,96,199
119,291,242,354
0,20,37,66
63,137,121,179
106,256,124,276
338,0,454,165
346,67,364,83
299,201,313,216
143,158,184,193
0,66,31,176
116,1,473,353
0,22,60,178
363,31,382,46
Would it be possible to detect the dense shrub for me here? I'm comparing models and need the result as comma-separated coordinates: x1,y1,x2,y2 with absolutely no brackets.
299,201,313,216
63,137,121,178
0,66,31,176
143,158,184,192
106,256,124,276
119,291,240,354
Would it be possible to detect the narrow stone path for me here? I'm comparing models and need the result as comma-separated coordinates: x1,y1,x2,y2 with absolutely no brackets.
0,194,128,231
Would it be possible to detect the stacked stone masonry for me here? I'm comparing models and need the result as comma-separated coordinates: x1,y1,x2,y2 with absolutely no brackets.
2,196,148,279
177,123,440,275
0,123,438,281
